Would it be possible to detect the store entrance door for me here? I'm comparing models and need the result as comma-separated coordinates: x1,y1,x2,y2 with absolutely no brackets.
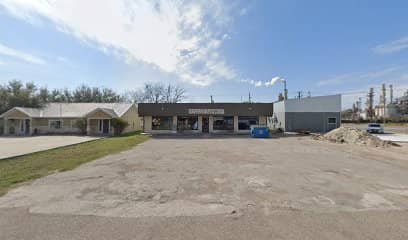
202,117,209,133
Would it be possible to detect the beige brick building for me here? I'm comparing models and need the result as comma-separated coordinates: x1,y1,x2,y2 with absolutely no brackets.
0,103,142,136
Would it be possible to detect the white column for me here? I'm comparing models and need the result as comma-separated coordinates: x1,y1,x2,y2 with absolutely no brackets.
86,118,91,135
258,116,266,126
209,116,213,133
234,116,239,133
3,118,8,135
19,119,23,135
172,116,177,133
144,116,152,133
197,116,203,132
109,119,113,136
29,118,33,135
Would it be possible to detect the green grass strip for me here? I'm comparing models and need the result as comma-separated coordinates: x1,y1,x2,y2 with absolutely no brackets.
0,132,149,196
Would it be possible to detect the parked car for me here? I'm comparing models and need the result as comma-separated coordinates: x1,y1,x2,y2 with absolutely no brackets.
366,123,384,134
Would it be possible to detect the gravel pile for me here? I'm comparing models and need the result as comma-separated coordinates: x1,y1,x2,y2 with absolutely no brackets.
314,127,392,147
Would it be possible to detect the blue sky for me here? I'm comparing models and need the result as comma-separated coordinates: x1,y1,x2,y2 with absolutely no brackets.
0,0,407,108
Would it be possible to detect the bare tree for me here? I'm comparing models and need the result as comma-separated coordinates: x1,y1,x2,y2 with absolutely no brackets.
164,84,186,103
123,89,146,103
144,83,164,103
125,82,186,103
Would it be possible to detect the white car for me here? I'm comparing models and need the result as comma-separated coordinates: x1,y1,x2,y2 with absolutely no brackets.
366,123,384,134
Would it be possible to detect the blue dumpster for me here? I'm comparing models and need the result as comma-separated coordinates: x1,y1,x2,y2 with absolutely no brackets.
250,126,269,138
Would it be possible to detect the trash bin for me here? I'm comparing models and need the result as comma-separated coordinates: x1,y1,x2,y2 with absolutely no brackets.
250,125,269,138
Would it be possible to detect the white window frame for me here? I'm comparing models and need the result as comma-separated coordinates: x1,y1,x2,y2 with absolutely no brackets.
49,119,63,129
327,117,337,124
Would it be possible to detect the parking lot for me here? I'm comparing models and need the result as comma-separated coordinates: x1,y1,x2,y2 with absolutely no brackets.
0,136,100,159
1,136,408,239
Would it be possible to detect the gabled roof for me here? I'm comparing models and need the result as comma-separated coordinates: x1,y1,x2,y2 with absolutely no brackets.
0,103,135,118
85,108,119,118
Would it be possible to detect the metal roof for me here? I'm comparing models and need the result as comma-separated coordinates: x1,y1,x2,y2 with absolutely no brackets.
0,103,134,118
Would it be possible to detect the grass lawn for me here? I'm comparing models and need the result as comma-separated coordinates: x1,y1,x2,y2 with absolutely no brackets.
0,132,149,196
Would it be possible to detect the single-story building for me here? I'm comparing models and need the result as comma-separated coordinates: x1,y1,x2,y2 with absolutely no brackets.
138,103,273,134
269,94,341,132
138,94,341,134
0,103,142,136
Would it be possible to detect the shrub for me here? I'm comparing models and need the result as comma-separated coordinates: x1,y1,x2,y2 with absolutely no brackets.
75,119,87,135
111,118,129,136
9,126,15,134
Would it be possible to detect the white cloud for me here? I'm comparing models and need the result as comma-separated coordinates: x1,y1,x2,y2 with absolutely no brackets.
0,42,46,64
240,78,262,87
265,76,285,87
373,36,408,54
0,0,242,86
56,56,67,62
241,76,285,88
317,66,404,86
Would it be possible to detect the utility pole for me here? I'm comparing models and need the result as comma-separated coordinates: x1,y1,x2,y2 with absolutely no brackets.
296,91,302,100
248,92,252,103
389,84,393,103
210,95,214,103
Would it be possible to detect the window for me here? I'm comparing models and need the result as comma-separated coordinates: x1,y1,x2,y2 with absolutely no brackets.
328,117,337,124
49,120,62,129
152,116,173,130
177,116,198,131
213,116,234,131
238,116,258,130
71,120,77,129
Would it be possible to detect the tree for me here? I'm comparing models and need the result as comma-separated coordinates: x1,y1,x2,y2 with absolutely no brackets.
111,118,129,135
39,87,50,104
123,89,146,103
164,84,186,103
74,119,87,135
0,80,183,114
73,85,93,102
0,80,43,113
124,82,186,103
101,88,122,103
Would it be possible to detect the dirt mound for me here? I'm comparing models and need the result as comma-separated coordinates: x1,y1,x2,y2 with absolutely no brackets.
314,127,392,147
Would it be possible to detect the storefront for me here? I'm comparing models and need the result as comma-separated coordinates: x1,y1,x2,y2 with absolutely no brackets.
138,103,273,134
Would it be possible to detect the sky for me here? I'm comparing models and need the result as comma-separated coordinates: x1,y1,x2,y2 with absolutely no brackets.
0,0,408,109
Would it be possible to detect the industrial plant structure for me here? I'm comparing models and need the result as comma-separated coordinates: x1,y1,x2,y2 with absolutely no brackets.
347,84,408,121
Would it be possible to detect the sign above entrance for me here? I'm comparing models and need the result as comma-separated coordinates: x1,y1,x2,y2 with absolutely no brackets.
188,108,225,115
